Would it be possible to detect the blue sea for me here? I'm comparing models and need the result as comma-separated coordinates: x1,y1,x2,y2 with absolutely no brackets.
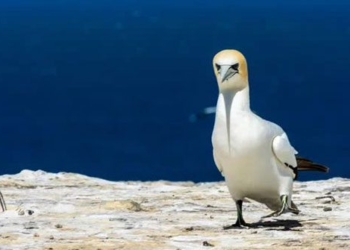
0,1,349,182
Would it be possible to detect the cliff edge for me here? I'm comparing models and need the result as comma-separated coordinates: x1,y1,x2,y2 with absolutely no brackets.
0,170,348,250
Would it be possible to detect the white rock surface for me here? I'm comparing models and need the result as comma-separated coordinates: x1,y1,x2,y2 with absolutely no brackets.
0,170,349,249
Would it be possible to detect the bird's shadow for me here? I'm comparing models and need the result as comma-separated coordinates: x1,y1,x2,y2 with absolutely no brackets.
224,219,303,231
252,219,302,230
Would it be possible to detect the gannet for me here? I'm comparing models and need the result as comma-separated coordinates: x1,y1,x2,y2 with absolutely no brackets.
211,49,328,228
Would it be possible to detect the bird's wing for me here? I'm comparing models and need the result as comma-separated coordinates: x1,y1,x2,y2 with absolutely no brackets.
296,156,329,172
272,132,298,169
213,150,224,176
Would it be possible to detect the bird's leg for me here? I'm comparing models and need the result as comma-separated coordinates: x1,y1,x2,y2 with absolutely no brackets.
261,195,300,219
0,191,7,212
223,200,249,229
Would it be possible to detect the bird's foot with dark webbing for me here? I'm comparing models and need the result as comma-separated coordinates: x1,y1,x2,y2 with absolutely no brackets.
223,200,250,229
223,218,249,229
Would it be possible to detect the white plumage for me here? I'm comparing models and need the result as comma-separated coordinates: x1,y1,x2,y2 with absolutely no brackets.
211,49,301,227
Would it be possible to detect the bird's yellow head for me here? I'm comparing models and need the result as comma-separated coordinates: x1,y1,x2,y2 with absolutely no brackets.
213,49,248,92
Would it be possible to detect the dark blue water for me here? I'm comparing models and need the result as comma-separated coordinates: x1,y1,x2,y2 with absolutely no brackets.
0,1,349,181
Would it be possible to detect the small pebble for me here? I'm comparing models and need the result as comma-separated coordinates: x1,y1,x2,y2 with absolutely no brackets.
203,241,215,247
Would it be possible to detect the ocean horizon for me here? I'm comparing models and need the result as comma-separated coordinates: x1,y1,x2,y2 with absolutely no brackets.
0,1,349,181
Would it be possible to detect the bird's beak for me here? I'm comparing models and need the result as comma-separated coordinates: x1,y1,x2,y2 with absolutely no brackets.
220,65,237,83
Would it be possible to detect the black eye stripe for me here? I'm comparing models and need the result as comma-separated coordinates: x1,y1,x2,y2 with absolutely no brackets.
215,63,239,71
231,63,239,71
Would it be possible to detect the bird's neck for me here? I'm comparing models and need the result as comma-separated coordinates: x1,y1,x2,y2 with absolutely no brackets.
214,86,251,152
220,86,250,113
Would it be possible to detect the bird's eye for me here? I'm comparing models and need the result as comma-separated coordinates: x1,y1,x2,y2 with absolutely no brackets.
215,64,221,72
231,63,239,71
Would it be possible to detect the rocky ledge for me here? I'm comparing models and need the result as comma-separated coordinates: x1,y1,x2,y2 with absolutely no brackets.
0,170,349,250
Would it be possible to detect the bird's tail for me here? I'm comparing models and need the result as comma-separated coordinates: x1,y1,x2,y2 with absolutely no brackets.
296,156,329,173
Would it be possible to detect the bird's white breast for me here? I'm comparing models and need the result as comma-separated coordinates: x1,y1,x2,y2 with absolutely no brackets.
212,94,287,207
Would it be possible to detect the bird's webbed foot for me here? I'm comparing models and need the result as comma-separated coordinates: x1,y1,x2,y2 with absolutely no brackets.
223,200,250,229
261,195,300,219
223,218,249,229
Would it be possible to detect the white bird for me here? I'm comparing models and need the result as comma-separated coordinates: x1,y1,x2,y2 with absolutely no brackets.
211,49,328,228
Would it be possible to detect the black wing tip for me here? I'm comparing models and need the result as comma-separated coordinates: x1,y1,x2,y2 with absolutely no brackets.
311,164,329,173
296,156,330,173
